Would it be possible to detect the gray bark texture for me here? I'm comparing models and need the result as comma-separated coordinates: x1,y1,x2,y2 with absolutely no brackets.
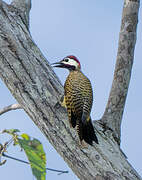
0,0,141,180
101,0,140,145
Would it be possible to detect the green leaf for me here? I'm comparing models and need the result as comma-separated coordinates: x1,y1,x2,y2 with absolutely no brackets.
2,129,20,145
18,134,46,180
2,129,20,135
21,133,30,140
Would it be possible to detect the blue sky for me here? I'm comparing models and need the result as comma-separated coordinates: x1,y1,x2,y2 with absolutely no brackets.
0,1,142,179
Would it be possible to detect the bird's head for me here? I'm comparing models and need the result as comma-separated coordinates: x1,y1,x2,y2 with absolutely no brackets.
51,55,81,71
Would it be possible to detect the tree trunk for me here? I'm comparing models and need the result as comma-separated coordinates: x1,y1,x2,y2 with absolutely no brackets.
0,0,141,180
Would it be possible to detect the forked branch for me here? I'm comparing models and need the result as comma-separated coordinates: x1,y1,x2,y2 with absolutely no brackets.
0,0,141,179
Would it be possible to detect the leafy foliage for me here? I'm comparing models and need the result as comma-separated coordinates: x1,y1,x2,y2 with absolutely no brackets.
2,129,46,180
19,134,46,180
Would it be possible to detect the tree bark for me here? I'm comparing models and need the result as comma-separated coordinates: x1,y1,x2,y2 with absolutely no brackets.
101,0,140,145
0,0,141,180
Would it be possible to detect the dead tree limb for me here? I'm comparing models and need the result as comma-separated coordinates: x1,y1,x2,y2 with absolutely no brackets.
0,104,22,116
101,0,140,144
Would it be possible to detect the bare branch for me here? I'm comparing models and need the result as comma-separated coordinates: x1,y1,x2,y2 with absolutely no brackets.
101,0,140,144
0,104,22,116
2,153,68,174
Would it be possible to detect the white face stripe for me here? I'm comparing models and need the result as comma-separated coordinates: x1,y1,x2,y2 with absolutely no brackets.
63,58,79,69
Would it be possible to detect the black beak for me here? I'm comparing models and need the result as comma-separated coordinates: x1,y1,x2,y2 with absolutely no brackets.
51,61,65,68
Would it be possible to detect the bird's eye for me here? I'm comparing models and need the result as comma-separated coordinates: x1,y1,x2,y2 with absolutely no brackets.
64,58,69,62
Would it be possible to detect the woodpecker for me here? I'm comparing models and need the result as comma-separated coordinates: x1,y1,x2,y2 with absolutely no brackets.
52,55,98,146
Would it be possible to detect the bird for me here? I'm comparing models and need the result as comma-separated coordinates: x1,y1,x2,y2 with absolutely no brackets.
52,55,98,147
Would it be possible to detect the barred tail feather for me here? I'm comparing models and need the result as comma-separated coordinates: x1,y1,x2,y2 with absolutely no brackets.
76,122,83,142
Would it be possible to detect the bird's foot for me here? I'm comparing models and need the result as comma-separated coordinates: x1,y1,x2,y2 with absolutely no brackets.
60,95,67,108
79,140,88,149
69,122,73,128
54,96,67,109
